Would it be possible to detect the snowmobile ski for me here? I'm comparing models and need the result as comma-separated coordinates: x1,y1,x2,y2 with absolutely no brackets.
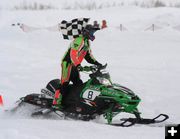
120,114,169,126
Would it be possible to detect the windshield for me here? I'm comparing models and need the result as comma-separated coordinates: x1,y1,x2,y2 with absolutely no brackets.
96,71,112,86
97,77,112,86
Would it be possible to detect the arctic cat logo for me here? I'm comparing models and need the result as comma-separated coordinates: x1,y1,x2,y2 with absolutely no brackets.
89,86,100,91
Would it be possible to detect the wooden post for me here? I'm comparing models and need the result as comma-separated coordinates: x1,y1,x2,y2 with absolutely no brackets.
152,24,155,32
120,24,123,31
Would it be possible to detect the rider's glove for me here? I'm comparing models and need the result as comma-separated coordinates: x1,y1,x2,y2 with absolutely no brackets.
77,64,83,71
94,61,103,68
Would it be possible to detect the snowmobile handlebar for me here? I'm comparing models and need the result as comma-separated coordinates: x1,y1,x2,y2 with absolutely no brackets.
81,63,107,73
81,63,108,79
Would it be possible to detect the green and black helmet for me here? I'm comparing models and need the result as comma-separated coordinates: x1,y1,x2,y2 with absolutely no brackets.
82,24,100,41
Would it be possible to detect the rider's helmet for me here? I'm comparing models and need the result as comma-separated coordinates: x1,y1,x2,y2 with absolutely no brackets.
82,24,100,41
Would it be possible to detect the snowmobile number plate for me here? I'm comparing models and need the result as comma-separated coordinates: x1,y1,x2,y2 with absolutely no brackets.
82,89,101,101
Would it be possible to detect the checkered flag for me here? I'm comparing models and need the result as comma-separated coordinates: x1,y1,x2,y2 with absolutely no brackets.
59,18,90,40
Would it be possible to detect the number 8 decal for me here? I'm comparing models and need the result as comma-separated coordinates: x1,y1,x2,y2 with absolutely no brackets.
83,89,101,100
88,91,94,99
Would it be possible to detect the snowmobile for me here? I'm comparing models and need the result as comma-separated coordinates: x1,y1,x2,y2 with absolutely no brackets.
9,64,169,127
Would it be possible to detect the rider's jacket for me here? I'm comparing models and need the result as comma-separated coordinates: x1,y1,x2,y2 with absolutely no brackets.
62,36,99,66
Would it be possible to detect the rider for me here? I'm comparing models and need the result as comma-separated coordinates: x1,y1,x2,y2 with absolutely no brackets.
53,24,102,109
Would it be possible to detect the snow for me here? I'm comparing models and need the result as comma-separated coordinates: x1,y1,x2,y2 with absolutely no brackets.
0,2,180,139
0,118,164,139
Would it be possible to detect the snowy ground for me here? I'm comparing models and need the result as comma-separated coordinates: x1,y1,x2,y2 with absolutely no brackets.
0,3,180,139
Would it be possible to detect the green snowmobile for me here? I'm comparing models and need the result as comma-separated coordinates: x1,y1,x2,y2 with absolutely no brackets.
11,64,169,127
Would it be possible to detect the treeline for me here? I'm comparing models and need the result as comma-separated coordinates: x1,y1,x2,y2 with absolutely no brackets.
12,0,180,11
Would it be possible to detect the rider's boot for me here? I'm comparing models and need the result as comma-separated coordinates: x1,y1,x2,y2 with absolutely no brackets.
52,89,63,110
